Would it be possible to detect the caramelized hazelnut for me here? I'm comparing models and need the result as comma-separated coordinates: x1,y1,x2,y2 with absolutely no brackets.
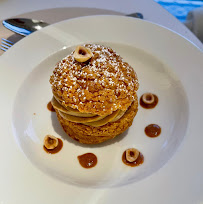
73,45,93,62
126,148,139,162
44,135,59,150
142,93,155,104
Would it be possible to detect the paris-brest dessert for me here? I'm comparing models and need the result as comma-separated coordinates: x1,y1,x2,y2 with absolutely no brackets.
50,44,139,144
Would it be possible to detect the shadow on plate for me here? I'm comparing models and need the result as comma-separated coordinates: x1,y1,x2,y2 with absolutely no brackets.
7,34,24,44
51,112,128,148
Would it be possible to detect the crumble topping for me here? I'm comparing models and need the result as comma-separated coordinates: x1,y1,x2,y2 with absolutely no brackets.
50,44,139,115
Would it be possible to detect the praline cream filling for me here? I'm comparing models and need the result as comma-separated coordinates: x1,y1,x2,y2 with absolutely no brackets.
51,95,127,127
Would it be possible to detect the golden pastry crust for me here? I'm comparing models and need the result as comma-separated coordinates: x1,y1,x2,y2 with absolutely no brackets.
50,44,139,116
55,100,138,144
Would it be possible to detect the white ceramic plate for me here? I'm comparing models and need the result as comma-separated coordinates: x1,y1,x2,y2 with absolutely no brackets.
0,16,203,203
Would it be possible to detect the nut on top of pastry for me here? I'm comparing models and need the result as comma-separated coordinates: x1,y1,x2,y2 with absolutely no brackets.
73,45,93,62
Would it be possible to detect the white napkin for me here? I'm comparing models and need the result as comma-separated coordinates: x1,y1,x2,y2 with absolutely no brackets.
185,6,203,42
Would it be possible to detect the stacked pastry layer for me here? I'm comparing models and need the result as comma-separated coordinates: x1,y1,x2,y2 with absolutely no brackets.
50,44,139,144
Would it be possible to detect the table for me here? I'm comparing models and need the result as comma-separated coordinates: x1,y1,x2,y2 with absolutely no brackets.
0,0,202,51
0,1,202,203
